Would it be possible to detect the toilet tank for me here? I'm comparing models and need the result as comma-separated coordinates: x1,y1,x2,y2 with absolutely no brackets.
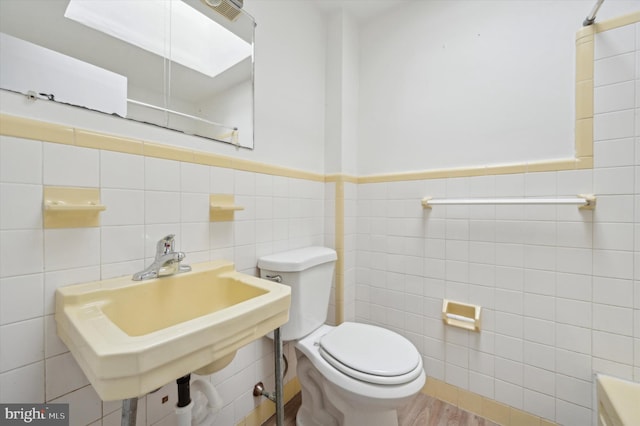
258,247,337,341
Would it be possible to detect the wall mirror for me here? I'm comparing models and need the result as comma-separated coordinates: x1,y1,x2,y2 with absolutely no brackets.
0,0,255,149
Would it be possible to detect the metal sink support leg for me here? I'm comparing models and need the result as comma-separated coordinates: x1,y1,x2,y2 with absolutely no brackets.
121,398,138,426
274,327,284,426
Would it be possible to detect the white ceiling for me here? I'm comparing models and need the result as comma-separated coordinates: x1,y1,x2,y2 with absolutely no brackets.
312,0,412,23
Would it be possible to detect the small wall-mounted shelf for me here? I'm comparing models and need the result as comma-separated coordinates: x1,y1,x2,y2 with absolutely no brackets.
442,300,481,332
43,186,106,228
210,194,244,222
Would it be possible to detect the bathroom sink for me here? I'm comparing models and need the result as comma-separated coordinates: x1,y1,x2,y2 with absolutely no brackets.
55,260,291,401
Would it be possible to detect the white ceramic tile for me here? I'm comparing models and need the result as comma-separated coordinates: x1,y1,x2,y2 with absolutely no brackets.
180,162,209,193
50,385,102,426
469,371,494,399
524,269,555,296
593,331,633,365
594,166,635,194
593,222,633,251
524,293,554,321
494,311,522,338
0,361,44,403
525,172,556,197
556,399,591,426
0,317,43,372
555,247,591,275
145,157,180,191
101,225,144,264
43,143,99,187
594,53,636,87
0,136,42,184
524,365,555,396
0,198,32,246
557,222,593,248
494,289,522,315
593,276,633,307
44,228,100,271
523,221,556,246
0,230,44,278
494,266,523,292
494,357,523,386
44,314,67,358
100,189,144,226
234,170,255,196
556,374,591,408
593,357,634,380
523,341,555,371
557,170,593,196
524,245,557,271
44,266,100,315
445,363,468,390
593,249,634,279
593,304,633,336
556,348,592,381
180,222,210,253
495,333,523,367
0,274,43,324
594,138,635,168
180,192,210,223
556,323,591,354
595,24,636,59
594,81,635,114
594,195,634,222
594,110,635,142
495,243,523,267
45,352,90,400
100,151,144,189
144,191,181,224
555,298,591,328
556,272,591,302
523,389,555,421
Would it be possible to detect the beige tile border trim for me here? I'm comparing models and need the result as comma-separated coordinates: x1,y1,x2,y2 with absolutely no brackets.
0,114,326,183
423,377,557,426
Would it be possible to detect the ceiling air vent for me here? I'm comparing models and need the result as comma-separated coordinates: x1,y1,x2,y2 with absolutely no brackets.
203,0,243,22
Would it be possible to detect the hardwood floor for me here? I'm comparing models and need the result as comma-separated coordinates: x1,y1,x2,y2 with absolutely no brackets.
262,392,500,426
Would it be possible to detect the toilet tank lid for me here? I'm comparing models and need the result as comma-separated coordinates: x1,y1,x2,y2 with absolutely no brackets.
258,246,337,272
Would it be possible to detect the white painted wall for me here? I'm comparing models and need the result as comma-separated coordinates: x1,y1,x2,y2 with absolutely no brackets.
357,0,639,175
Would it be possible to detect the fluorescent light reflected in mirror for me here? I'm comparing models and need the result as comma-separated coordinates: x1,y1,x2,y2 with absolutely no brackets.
64,0,251,79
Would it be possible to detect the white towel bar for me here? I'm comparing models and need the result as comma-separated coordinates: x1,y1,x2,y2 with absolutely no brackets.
422,194,595,210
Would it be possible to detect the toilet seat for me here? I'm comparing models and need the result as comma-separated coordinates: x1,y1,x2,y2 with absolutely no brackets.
318,322,423,385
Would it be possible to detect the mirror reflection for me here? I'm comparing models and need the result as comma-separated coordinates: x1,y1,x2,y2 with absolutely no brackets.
0,0,255,149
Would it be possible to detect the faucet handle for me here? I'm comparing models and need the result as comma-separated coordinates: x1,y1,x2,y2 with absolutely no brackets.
156,234,176,256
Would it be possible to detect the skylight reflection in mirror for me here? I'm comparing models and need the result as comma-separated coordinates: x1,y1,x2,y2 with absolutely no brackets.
64,0,252,79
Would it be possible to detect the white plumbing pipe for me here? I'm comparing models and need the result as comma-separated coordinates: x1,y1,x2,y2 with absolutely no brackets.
175,379,223,426
175,401,194,426
191,379,223,426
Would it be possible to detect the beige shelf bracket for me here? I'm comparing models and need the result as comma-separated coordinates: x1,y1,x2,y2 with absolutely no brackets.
210,194,244,222
43,186,106,228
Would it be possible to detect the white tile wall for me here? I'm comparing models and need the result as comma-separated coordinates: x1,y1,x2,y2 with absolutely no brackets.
354,21,640,426
0,135,325,425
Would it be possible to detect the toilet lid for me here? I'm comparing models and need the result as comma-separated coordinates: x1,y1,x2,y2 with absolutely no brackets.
319,322,422,385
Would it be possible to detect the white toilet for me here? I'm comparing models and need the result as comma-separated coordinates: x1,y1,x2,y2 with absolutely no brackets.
258,247,425,426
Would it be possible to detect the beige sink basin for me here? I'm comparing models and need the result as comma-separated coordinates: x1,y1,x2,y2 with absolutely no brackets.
55,260,290,401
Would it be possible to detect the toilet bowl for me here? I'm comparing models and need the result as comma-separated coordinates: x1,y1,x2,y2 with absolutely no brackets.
295,323,425,426
258,247,425,426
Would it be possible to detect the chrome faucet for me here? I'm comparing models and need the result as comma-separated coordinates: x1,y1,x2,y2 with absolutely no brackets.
132,234,192,281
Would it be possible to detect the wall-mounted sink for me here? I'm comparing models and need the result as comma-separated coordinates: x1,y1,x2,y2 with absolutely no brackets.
55,260,291,401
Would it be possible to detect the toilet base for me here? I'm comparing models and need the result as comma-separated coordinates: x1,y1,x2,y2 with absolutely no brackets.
296,354,402,426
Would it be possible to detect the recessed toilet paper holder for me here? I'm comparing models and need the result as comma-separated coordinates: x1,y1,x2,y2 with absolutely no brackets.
442,299,481,332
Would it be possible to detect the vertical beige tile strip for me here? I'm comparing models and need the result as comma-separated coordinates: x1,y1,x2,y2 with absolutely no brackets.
575,26,595,163
334,177,345,325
